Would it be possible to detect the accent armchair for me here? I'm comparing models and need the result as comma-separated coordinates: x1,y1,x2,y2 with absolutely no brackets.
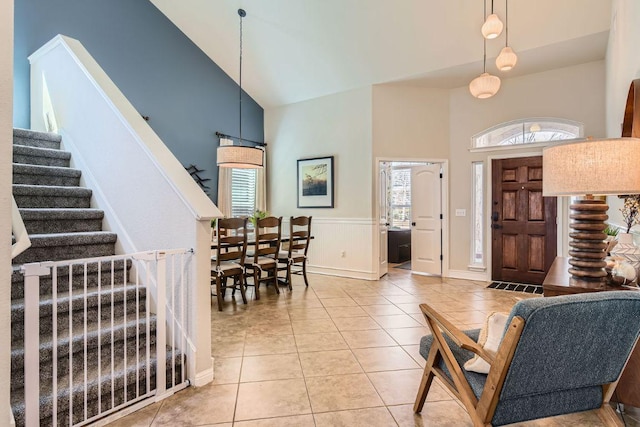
414,291,640,427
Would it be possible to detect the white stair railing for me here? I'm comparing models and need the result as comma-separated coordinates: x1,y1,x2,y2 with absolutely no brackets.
29,34,220,386
21,249,192,426
11,196,30,259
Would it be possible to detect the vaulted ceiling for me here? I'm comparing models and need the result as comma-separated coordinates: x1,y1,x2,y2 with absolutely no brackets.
150,0,612,108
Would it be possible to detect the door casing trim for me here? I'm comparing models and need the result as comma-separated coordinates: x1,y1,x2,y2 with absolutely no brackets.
375,157,449,278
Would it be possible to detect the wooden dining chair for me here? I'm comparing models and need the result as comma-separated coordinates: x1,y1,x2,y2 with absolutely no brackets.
211,217,248,311
278,216,312,289
244,216,282,300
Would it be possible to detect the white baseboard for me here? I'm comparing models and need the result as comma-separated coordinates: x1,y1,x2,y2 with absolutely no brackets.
91,399,157,427
193,358,214,387
446,269,488,282
308,265,378,281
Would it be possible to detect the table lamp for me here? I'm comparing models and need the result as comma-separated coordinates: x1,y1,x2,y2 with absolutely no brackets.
543,138,640,281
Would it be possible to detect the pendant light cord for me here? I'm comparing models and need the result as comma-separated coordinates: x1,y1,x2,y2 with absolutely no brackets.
505,0,509,46
238,9,245,144
484,39,487,73
483,0,487,73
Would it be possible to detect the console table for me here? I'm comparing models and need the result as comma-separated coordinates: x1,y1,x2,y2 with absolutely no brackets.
542,257,627,297
543,257,640,407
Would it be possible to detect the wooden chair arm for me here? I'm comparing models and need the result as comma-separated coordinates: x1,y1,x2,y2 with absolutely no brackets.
419,303,496,364
476,315,525,424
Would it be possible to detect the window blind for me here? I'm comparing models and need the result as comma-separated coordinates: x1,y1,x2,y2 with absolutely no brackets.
390,167,411,228
231,168,257,217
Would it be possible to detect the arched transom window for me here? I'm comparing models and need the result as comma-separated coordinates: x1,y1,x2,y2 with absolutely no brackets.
472,118,583,149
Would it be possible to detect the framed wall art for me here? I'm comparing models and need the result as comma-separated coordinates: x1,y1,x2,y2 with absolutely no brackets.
297,156,334,208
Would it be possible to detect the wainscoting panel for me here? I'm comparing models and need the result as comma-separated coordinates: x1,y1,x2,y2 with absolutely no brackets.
290,217,377,280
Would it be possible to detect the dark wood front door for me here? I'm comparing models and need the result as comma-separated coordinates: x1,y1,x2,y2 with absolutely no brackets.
491,156,557,285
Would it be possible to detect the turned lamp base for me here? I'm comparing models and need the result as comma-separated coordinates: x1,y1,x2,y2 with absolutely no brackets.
568,199,608,281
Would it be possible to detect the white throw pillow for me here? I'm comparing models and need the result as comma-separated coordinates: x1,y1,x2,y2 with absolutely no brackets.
463,312,509,374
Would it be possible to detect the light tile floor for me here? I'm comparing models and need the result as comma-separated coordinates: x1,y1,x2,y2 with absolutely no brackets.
107,267,640,427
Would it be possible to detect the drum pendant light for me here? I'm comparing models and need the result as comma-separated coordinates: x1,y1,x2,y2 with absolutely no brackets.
217,9,264,168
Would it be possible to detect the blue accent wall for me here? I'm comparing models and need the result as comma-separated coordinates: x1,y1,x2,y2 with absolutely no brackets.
14,0,264,202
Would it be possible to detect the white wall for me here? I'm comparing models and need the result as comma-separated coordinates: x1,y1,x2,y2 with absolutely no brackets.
605,0,640,228
265,87,377,279
606,0,640,137
1,1,13,423
448,61,606,276
372,85,450,160
266,62,607,281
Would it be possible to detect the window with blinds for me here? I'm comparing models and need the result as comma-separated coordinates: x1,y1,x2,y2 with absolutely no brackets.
390,167,411,229
231,168,257,217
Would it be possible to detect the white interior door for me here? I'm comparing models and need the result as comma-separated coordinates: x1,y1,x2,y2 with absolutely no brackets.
378,165,389,277
411,164,442,275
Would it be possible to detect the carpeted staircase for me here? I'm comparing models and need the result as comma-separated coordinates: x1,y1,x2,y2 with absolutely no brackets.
10,129,184,426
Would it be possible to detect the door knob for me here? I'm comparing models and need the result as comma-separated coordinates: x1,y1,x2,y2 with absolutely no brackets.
411,222,416,226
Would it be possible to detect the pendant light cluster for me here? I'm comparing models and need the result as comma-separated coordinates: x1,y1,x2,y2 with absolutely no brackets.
469,0,518,99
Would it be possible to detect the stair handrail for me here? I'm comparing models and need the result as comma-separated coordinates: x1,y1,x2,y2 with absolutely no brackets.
11,196,31,259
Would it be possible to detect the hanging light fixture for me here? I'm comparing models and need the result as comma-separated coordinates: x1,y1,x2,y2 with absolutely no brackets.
470,1,501,99
481,0,504,39
217,8,264,169
496,0,517,71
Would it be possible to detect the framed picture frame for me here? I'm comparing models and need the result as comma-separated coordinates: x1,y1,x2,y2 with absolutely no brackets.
297,156,334,208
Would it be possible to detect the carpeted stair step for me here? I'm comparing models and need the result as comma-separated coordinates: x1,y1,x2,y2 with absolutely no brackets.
12,163,81,187
12,144,71,167
11,313,156,390
13,184,92,209
19,208,104,234
12,231,117,264
13,128,61,150
31,333,159,394
10,260,130,300
11,284,146,343
11,345,184,427
10,128,175,426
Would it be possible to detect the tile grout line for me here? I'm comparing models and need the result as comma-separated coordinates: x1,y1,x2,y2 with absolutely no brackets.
229,321,248,424
322,288,407,426
303,284,320,426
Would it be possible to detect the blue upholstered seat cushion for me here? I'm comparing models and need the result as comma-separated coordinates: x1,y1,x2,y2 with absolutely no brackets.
419,329,487,399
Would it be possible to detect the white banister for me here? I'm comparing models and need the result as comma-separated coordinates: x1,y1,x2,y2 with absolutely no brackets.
21,263,50,427
11,196,31,259
29,35,221,222
155,252,167,398
28,34,218,386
